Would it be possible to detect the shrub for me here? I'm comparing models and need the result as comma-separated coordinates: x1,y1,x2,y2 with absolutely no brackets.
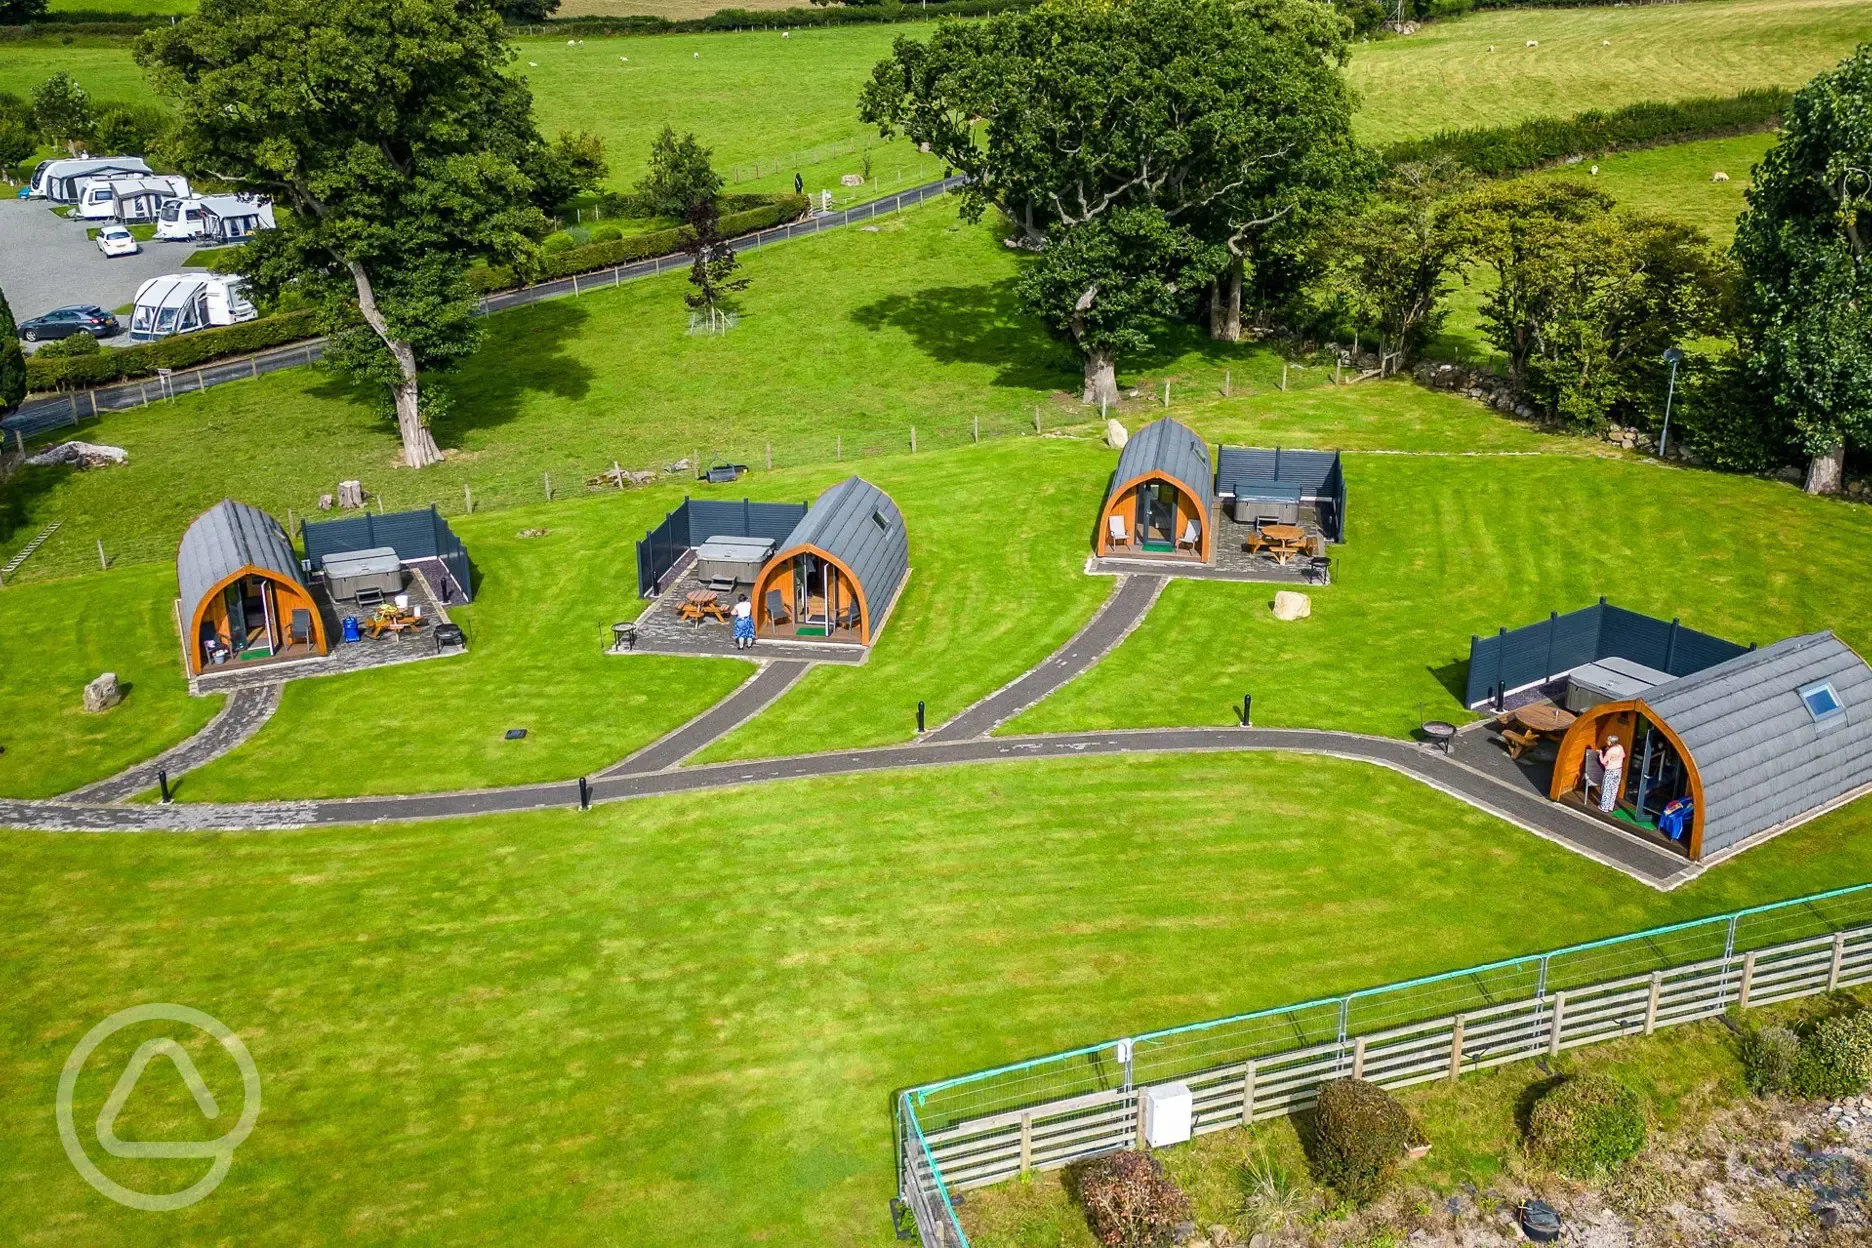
589,223,623,243
1526,1075,1646,1178
1382,89,1788,178
1075,1150,1190,1248
1676,349,1793,474
25,309,321,392
1790,1011,1872,1100
1741,1024,1802,1096
540,231,576,254
33,328,100,358
1312,1078,1412,1203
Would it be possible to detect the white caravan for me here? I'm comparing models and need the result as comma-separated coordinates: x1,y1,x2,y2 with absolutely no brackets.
74,174,190,222
157,193,276,242
29,156,153,204
128,274,258,343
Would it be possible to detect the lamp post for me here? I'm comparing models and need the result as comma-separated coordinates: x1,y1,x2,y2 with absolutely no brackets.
1659,347,1684,459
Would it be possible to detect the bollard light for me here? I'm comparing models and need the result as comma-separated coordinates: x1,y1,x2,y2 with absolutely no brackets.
916,700,926,734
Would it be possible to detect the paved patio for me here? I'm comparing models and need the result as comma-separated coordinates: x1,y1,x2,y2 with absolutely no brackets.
617,562,867,665
1089,502,1328,585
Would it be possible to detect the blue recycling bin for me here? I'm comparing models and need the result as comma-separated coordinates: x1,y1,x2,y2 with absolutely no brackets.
341,615,362,643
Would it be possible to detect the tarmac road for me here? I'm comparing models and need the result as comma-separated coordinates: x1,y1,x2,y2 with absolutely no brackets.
0,196,195,340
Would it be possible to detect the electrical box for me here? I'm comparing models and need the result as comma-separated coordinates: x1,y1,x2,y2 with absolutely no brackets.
1141,1082,1192,1148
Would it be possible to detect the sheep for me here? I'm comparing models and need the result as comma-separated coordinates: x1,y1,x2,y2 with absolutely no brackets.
1712,171,1730,182
1601,38,1611,46
528,61,538,67
1488,44,1495,51
1526,39,1538,48
1589,165,1600,176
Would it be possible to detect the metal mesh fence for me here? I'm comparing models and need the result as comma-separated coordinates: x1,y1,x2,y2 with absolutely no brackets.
898,881,1872,1248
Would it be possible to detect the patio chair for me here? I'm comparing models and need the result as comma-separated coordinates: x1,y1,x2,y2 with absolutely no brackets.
765,589,792,627
1106,514,1132,551
837,600,861,633
289,608,313,648
1176,518,1199,553
1581,752,1606,807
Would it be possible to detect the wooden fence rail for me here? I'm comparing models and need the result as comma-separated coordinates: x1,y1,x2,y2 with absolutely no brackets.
910,924,1872,1202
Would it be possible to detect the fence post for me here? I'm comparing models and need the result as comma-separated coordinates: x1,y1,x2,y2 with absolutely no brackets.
1644,971,1662,1034
197,368,206,392
1351,1036,1367,1080
836,434,841,461
1738,951,1758,1010
464,483,473,514
1545,611,1558,682
140,381,149,406
1494,628,1508,711
972,415,978,443
910,425,917,453
89,389,98,417
69,393,79,425
544,472,552,501
1162,380,1170,408
1240,1061,1256,1125
1033,406,1041,433
1448,1015,1465,1081
1720,914,1740,1005
96,539,107,571
1018,1112,1033,1175
1830,932,1847,991
1548,991,1567,1056
765,442,773,470
1280,362,1288,391
1224,369,1231,397
251,356,259,379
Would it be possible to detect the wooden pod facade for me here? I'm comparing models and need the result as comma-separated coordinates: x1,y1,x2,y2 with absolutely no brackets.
1095,418,1214,561
752,477,907,647
177,500,328,677
1550,699,1707,859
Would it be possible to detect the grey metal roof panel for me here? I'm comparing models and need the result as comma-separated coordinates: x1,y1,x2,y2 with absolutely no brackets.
1215,446,1341,496
1642,632,1872,852
1108,419,1213,511
777,477,908,610
176,499,305,611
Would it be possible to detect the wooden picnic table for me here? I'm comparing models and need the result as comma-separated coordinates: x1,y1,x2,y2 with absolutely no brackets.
1510,703,1577,736
1259,523,1308,566
681,589,731,623
363,607,423,639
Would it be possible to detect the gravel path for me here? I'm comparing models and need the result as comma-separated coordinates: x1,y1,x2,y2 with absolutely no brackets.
58,684,282,803
924,575,1165,743
0,726,1698,888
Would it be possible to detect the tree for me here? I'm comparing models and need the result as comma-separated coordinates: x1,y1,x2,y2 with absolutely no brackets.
1317,157,1471,370
0,0,49,25
634,125,722,220
861,0,1361,348
31,72,93,154
1733,43,1872,494
138,0,553,469
0,115,33,182
0,284,24,415
1447,179,1612,385
491,0,559,20
529,129,609,215
683,197,750,333
1015,206,1223,405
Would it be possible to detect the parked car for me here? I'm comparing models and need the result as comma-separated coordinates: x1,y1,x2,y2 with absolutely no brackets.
96,225,141,258
17,306,120,343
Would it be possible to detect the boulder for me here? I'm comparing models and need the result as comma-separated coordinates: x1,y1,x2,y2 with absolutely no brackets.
1272,591,1311,621
1106,418,1129,449
83,672,122,713
25,440,127,469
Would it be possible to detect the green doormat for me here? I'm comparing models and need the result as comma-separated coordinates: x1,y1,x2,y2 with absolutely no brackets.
241,645,274,660
1142,540,1173,552
795,625,828,637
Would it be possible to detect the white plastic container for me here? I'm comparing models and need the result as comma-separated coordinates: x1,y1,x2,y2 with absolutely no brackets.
1141,1082,1193,1148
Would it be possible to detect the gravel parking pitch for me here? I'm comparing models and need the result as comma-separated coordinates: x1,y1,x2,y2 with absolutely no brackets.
0,197,200,343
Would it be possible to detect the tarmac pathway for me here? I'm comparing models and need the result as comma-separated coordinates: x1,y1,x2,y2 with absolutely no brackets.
603,660,811,776
924,575,1165,742
0,726,1697,889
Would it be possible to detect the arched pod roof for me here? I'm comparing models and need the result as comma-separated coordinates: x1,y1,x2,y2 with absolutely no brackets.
178,499,306,610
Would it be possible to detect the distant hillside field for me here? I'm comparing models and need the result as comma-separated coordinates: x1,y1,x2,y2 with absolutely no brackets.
1,0,1863,189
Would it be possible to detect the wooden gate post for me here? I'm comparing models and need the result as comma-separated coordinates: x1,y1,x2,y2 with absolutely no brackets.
1644,971,1662,1035
1351,1037,1367,1080
1240,1061,1256,1126
1829,932,1847,992
1738,951,1758,1010
1448,1015,1465,1082
1548,992,1567,1057
1018,1112,1033,1175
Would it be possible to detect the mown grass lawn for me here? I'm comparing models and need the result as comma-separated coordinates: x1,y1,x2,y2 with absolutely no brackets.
1013,451,1872,741
0,564,220,798
7,752,1871,1246
1347,0,1870,142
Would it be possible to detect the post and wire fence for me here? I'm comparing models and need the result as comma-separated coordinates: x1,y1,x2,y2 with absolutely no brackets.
896,882,1872,1248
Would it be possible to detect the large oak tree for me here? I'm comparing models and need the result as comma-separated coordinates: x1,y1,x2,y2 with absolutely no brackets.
138,0,565,468
1733,43,1872,494
861,0,1361,363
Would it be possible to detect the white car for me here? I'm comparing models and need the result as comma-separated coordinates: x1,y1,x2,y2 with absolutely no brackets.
96,225,140,258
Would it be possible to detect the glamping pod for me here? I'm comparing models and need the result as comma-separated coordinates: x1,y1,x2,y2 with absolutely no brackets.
1096,417,1213,561
178,500,328,676
1550,632,1872,862
752,477,908,646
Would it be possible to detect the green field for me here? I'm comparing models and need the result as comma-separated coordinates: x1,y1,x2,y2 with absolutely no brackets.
6,753,1871,1246
5,0,1864,190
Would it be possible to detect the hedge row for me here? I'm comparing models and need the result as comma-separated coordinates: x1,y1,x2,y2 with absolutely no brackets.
0,20,165,38
1381,88,1789,177
468,195,807,293
26,309,321,392
513,0,1027,37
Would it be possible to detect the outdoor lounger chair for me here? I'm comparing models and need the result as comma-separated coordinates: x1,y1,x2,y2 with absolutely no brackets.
289,608,314,648
766,589,792,627
1107,514,1132,550
1177,519,1199,553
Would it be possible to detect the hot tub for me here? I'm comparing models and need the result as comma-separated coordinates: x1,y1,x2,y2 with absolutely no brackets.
696,535,775,587
322,546,403,601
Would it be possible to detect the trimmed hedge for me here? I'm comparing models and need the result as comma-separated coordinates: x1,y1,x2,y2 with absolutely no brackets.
513,0,1028,37
26,309,322,392
1526,1074,1647,1178
468,195,807,293
1312,1078,1413,1203
1382,89,1788,177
